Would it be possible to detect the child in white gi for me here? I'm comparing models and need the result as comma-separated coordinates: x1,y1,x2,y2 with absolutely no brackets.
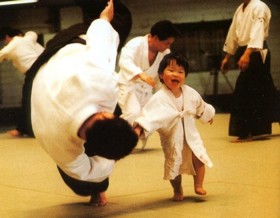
134,52,215,201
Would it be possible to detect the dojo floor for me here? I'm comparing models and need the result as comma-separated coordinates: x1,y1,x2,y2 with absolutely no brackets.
0,114,279,218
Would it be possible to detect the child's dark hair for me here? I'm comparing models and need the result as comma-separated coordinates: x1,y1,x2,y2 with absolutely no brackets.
150,20,181,41
84,116,138,160
158,52,189,83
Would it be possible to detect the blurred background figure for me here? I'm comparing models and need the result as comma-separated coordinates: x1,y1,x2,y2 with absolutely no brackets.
0,26,44,137
220,0,277,142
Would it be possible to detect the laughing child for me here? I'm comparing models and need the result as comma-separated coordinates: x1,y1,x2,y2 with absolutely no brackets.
134,52,215,201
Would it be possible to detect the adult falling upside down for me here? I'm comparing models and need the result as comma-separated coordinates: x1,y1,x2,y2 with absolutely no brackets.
30,0,138,206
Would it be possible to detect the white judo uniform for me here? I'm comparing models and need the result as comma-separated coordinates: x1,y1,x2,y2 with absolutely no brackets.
136,85,215,180
118,35,170,124
31,19,119,183
0,31,44,73
223,0,271,62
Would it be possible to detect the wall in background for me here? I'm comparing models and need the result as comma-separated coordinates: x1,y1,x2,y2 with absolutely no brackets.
0,0,279,109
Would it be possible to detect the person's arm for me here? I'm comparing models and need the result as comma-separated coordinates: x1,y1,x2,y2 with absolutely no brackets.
63,1,119,137
0,48,8,62
86,0,119,73
133,124,143,137
220,53,231,73
247,3,271,50
238,4,271,71
193,91,215,124
237,47,255,72
119,40,156,87
0,40,16,62
221,8,239,73
136,72,156,88
118,38,145,79
134,92,179,137
99,0,114,22
24,31,38,43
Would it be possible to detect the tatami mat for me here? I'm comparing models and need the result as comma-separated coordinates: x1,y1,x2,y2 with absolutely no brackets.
0,114,279,218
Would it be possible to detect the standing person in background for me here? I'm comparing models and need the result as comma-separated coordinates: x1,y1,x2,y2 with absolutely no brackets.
220,0,277,142
117,20,180,148
0,27,44,137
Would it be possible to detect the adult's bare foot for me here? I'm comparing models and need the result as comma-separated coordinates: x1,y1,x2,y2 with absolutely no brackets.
98,192,107,206
7,129,22,137
89,192,107,206
231,137,252,143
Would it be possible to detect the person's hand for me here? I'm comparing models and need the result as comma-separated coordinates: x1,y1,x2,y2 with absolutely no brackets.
220,56,230,74
208,118,213,125
137,72,156,88
237,48,253,72
238,53,250,72
134,125,143,137
99,0,114,22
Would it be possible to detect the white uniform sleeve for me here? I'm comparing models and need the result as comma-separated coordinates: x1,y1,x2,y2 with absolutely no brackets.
118,37,145,81
0,38,18,62
248,3,271,49
135,94,179,137
24,31,38,43
199,103,215,124
223,9,240,55
86,19,119,73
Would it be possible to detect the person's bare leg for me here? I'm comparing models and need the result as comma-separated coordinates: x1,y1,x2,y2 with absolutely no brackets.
170,175,184,201
89,192,107,206
192,154,207,195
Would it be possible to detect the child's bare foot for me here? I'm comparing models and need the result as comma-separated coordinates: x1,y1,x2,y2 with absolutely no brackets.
170,176,183,201
172,192,184,201
89,192,107,206
195,187,207,195
172,186,184,201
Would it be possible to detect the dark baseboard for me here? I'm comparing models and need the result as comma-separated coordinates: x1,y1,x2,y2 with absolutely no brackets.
203,94,232,113
0,107,21,125
0,95,233,126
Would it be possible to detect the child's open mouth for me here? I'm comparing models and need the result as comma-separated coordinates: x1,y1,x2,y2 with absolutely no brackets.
171,79,179,84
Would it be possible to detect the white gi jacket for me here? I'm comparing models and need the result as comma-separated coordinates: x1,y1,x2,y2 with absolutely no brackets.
135,85,215,180
117,35,170,124
223,0,271,61
31,19,119,183
0,31,44,73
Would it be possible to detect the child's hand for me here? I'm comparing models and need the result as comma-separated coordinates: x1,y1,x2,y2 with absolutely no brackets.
134,125,143,137
208,118,213,125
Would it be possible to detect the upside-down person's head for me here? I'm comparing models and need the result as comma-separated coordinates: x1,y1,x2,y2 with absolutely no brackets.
85,116,138,160
75,0,132,50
